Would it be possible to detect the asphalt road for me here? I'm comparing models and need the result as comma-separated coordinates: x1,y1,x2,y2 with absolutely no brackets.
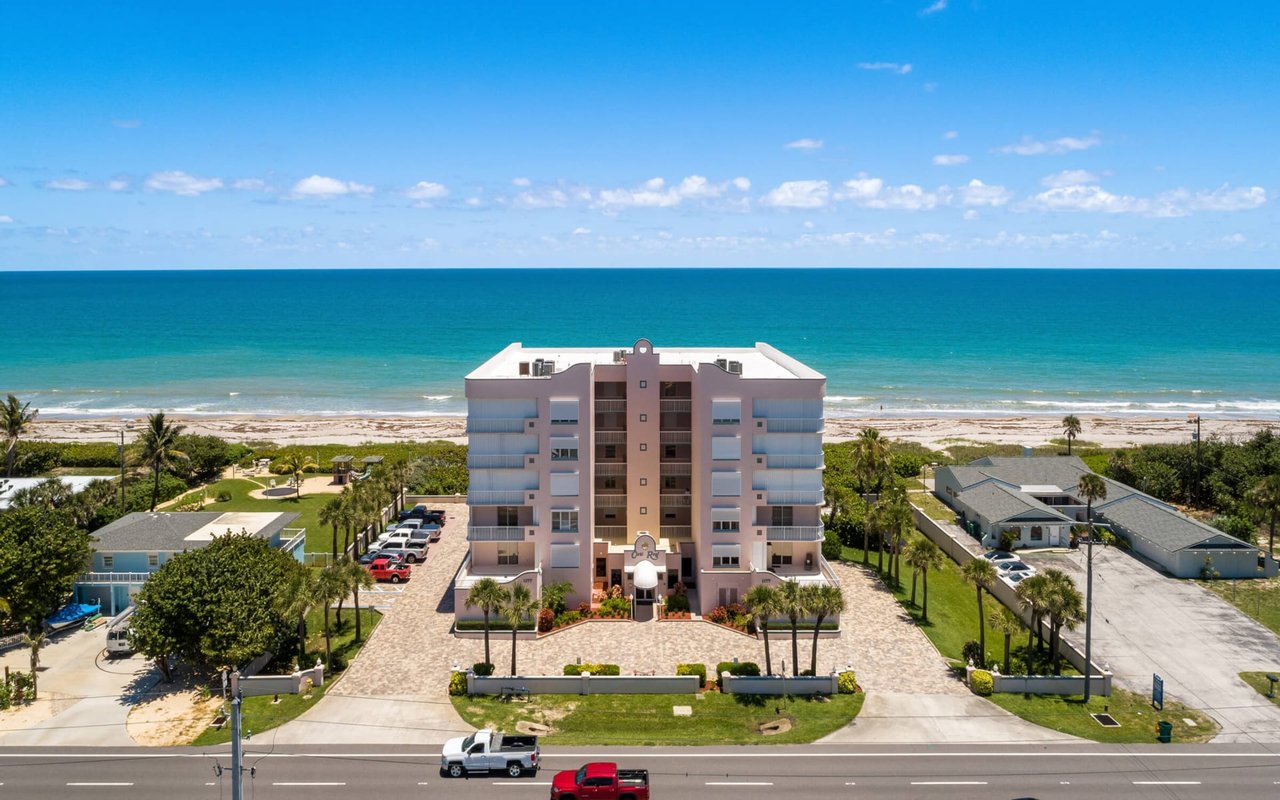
2,744,1280,799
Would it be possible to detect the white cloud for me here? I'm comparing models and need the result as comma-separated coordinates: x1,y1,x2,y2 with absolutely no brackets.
732,177,751,191
943,130,958,140
1028,184,1145,213
796,228,899,247
932,154,970,166
107,179,129,192
1028,181,1266,217
760,180,831,209
0,215,13,223
465,197,483,207
513,188,570,209
112,119,142,129
1159,184,1267,214
145,170,223,196
290,175,374,199
784,138,824,151
836,176,948,210
1221,233,1247,245
405,181,449,202
963,209,980,221
233,178,269,192
572,226,591,236
594,175,750,210
857,62,912,75
996,134,1101,156
921,0,947,14
955,179,1012,207
418,237,440,250
44,178,93,191
1041,169,1100,187
512,177,531,187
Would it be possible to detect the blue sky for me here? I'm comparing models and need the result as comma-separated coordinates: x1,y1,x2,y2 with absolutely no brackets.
1,1,1277,269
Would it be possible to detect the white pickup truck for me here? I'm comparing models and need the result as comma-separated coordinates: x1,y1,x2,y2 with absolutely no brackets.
440,729,540,778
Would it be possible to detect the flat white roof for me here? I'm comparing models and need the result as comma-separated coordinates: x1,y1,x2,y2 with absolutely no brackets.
468,342,824,381
1019,484,1064,493
184,512,290,542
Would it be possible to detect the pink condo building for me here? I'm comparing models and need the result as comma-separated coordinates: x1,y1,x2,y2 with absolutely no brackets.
455,338,838,623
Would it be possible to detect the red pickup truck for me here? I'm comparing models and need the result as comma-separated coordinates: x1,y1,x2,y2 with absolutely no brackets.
367,556,411,583
551,762,649,800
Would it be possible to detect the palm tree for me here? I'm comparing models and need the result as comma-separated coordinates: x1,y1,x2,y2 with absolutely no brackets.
1077,473,1108,536
744,584,783,676
1062,415,1082,455
961,557,998,665
313,563,347,670
338,492,360,557
276,566,315,666
465,577,507,668
341,557,375,643
853,428,892,565
915,538,945,623
2,394,38,478
902,537,925,606
276,451,318,498
1248,475,1280,558
319,496,344,560
501,584,538,676
875,483,914,582
136,412,188,511
803,585,845,675
1016,573,1051,669
21,629,46,700
777,579,807,676
1043,568,1084,675
990,606,1022,675
1076,471,1108,700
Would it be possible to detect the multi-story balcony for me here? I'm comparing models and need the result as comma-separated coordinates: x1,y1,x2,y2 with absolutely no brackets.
762,490,825,505
595,431,627,445
595,399,627,413
467,454,532,469
467,526,528,541
759,417,824,433
594,494,627,508
466,418,531,433
594,525,628,543
660,493,691,507
659,431,691,445
659,462,691,477
659,525,692,540
659,399,691,414
766,525,825,542
755,453,824,469
594,463,627,476
467,489,530,505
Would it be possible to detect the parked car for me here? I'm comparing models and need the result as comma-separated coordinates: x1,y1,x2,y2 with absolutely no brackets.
367,557,411,583
424,509,447,525
997,560,1035,577
551,762,649,800
1002,570,1033,588
397,518,425,531
421,523,442,542
982,550,1020,564
440,729,540,778
358,548,406,566
398,504,429,522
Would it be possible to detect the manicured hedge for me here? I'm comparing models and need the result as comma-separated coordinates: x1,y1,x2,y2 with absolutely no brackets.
563,663,621,676
472,662,495,676
676,663,707,687
715,661,761,677
837,670,858,694
970,669,994,696
454,620,535,631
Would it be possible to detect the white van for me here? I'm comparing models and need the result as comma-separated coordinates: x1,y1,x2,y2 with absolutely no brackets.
105,606,136,657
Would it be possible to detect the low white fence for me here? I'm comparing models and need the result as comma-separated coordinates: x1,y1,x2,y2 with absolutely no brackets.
720,673,838,695
966,665,1112,696
467,673,700,695
231,663,324,698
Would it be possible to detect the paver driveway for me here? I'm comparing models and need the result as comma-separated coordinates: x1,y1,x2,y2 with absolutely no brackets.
1024,546,1280,742
274,504,973,745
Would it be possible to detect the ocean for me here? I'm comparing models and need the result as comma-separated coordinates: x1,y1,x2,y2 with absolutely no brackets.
2,268,1278,420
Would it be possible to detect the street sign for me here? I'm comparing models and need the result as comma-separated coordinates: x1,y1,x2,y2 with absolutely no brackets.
1153,673,1164,710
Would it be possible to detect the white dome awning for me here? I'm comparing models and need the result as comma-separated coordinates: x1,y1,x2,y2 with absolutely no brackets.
633,559,659,590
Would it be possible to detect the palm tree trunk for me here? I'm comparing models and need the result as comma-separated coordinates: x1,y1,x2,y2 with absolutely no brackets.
298,615,308,665
1003,633,1011,674
809,613,826,674
336,593,345,628
976,588,985,663
862,494,871,565
353,585,362,643
910,569,919,605
510,627,518,676
5,442,15,478
483,612,491,666
922,570,929,622
1026,622,1035,672
343,527,350,558
761,616,772,675
323,606,332,670
151,465,160,511
790,616,800,676
331,524,339,559
1051,624,1062,675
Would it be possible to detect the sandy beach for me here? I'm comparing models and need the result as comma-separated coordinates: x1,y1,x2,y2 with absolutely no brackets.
26,414,1276,450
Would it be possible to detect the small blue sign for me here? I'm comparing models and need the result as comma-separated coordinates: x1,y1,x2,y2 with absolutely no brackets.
1153,673,1164,710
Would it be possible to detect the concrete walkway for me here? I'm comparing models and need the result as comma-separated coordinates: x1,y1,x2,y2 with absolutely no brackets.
820,692,1080,743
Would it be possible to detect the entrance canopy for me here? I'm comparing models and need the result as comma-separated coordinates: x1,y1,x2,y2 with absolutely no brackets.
632,559,660,590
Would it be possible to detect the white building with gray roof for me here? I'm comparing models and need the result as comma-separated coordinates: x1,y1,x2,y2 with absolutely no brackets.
935,456,1275,579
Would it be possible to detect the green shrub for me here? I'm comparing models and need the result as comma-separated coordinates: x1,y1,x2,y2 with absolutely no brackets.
665,593,690,613
215,491,232,502
961,639,983,666
715,661,761,677
448,671,468,696
564,662,620,676
597,596,630,618
800,669,815,676
970,669,993,696
676,663,707,687
472,662,494,677
454,619,535,631
821,529,843,560
552,610,583,628
837,671,857,694
540,580,574,615
537,607,554,633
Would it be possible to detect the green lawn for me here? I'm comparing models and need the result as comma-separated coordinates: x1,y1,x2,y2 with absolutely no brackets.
191,606,381,745
987,687,1218,744
451,691,865,745
1200,577,1280,639
910,492,958,523
1239,672,1280,708
166,478,345,556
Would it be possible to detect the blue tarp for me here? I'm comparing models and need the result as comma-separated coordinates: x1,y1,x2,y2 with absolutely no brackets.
44,601,101,630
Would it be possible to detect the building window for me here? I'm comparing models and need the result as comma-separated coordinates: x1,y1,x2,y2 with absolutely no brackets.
550,543,580,568
497,544,519,566
603,444,618,459
102,555,114,569
148,553,159,568
639,443,647,451
718,587,739,606
550,472,580,496
639,413,647,422
1030,525,1044,541
639,380,647,388
771,506,794,526
712,399,741,425
771,543,794,566
711,435,740,460
710,470,741,497
596,557,607,578
664,445,677,459
639,477,648,486
551,444,578,461
712,544,741,568
712,519,739,532
602,476,617,490
663,476,677,490
551,510,579,533
550,398,580,424
497,506,519,526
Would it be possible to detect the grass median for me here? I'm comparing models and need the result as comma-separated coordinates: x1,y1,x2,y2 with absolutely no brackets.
451,691,865,745
986,686,1218,744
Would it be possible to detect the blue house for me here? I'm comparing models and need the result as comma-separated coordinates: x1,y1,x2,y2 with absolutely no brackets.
75,511,305,615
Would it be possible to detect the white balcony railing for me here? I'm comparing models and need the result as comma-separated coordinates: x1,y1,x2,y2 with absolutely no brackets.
758,453,825,469
660,493,691,507
595,525,627,539
466,417,531,433
659,431,691,445
467,454,531,469
467,526,527,541
595,431,627,445
595,399,627,413
766,525,825,541
762,417,824,433
660,399,691,413
659,462,691,476
763,490,825,505
595,494,627,508
594,463,627,477
467,489,529,505
659,525,692,539
78,571,152,584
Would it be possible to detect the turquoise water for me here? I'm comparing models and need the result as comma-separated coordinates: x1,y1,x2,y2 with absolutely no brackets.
2,268,1278,419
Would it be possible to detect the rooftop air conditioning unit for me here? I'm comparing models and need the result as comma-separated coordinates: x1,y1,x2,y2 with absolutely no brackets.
613,350,626,363
714,358,728,370
532,359,556,377
727,360,743,375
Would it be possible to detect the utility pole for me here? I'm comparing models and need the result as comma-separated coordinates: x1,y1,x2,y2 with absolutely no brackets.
1083,532,1097,703
119,427,127,516
230,693,244,800
1188,413,1202,506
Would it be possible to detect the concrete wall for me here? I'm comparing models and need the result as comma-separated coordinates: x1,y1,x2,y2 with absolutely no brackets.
230,663,324,698
720,673,838,695
467,673,700,695
967,666,1112,696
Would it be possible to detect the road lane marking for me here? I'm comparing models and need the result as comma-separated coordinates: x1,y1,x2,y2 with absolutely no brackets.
707,782,774,786
844,782,857,785
272,782,347,786
67,783,135,787
1133,782,1201,786
911,781,988,785
5,751,1280,759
